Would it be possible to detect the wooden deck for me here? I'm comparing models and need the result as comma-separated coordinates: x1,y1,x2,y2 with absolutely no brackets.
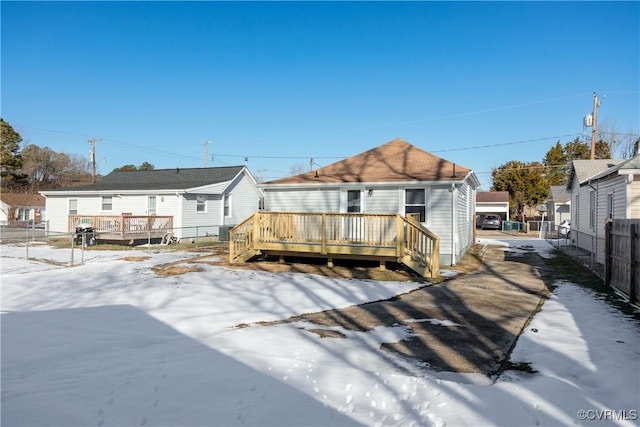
68,215,173,241
229,212,440,278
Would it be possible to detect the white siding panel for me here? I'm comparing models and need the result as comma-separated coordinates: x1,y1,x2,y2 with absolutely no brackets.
226,172,262,225
632,176,640,218
265,188,340,212
180,194,221,239
456,183,473,262
364,187,399,213
44,196,70,232
429,186,453,265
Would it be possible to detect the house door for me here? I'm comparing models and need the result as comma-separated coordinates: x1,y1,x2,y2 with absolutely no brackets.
148,196,157,215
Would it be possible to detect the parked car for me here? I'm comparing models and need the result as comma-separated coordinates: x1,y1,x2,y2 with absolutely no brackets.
558,220,571,237
478,214,502,230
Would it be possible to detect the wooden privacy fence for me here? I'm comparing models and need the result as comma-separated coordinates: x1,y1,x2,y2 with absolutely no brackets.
229,211,440,278
68,215,173,239
605,219,639,304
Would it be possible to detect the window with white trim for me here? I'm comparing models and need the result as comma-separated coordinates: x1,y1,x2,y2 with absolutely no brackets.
102,196,113,211
69,199,78,215
197,195,207,213
405,189,426,222
224,195,232,217
607,193,614,220
347,190,361,213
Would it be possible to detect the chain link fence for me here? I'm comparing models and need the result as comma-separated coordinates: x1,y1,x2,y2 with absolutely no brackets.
1,223,227,274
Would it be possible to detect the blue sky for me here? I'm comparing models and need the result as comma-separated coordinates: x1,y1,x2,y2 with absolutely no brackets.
2,1,638,189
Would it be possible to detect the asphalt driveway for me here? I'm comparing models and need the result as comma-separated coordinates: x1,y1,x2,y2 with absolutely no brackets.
264,241,553,377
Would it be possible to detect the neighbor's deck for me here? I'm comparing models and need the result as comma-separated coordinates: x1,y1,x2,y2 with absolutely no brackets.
229,212,440,278
68,215,173,241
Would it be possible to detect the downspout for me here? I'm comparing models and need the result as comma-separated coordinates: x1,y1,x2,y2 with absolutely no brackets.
588,180,598,268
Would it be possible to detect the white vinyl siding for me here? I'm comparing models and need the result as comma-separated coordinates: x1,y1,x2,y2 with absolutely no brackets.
264,188,340,212
456,183,474,262
429,186,454,265
224,172,263,225
363,187,399,213
632,176,640,218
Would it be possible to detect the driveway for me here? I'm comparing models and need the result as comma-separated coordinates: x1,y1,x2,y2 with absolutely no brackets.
262,239,553,377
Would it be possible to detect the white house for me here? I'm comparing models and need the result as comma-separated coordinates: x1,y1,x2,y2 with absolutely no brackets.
567,157,636,264
40,166,263,240
259,138,481,265
546,185,571,227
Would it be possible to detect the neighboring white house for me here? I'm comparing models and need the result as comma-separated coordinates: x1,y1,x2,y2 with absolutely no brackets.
259,138,481,265
475,191,510,221
567,158,634,264
40,166,263,239
546,185,571,227
0,193,46,224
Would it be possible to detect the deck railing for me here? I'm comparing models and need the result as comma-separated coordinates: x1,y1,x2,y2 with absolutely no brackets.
68,215,173,237
230,211,440,278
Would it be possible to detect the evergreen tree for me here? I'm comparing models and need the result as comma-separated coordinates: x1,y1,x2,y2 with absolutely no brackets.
0,118,27,189
491,160,548,220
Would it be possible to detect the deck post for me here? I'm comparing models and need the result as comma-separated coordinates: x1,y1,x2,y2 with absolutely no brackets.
380,260,386,271
252,212,260,251
396,215,404,258
321,214,327,255
327,257,333,267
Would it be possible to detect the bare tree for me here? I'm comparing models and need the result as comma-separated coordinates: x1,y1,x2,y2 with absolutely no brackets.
598,120,639,159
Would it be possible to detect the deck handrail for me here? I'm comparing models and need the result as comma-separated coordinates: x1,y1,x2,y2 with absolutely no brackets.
229,211,440,278
68,215,173,235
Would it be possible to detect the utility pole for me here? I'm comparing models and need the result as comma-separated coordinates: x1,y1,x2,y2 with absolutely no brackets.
88,138,101,183
590,92,599,160
204,141,211,168
309,157,314,172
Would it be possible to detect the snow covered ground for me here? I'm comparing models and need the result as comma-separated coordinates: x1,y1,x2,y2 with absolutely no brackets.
2,238,639,426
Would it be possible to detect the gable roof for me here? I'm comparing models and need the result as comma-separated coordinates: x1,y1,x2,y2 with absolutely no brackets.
0,193,46,207
476,191,509,203
264,138,475,185
567,159,624,188
548,185,571,203
41,166,246,193
587,153,640,181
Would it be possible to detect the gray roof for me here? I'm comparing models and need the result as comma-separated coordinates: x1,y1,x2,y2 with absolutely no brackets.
588,154,640,181
567,159,625,188
548,185,571,203
44,166,246,192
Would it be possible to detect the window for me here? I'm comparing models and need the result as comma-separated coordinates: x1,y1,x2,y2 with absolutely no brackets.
148,196,157,215
102,196,113,211
69,199,78,215
196,195,207,213
607,193,614,220
575,194,580,228
224,195,231,217
347,190,361,213
589,190,595,230
405,189,426,222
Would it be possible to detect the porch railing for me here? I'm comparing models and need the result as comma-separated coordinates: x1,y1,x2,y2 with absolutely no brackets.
230,211,440,278
68,215,173,237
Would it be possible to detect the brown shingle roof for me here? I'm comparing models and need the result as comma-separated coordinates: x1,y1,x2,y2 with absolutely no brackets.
265,138,471,185
476,191,509,203
0,193,45,207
